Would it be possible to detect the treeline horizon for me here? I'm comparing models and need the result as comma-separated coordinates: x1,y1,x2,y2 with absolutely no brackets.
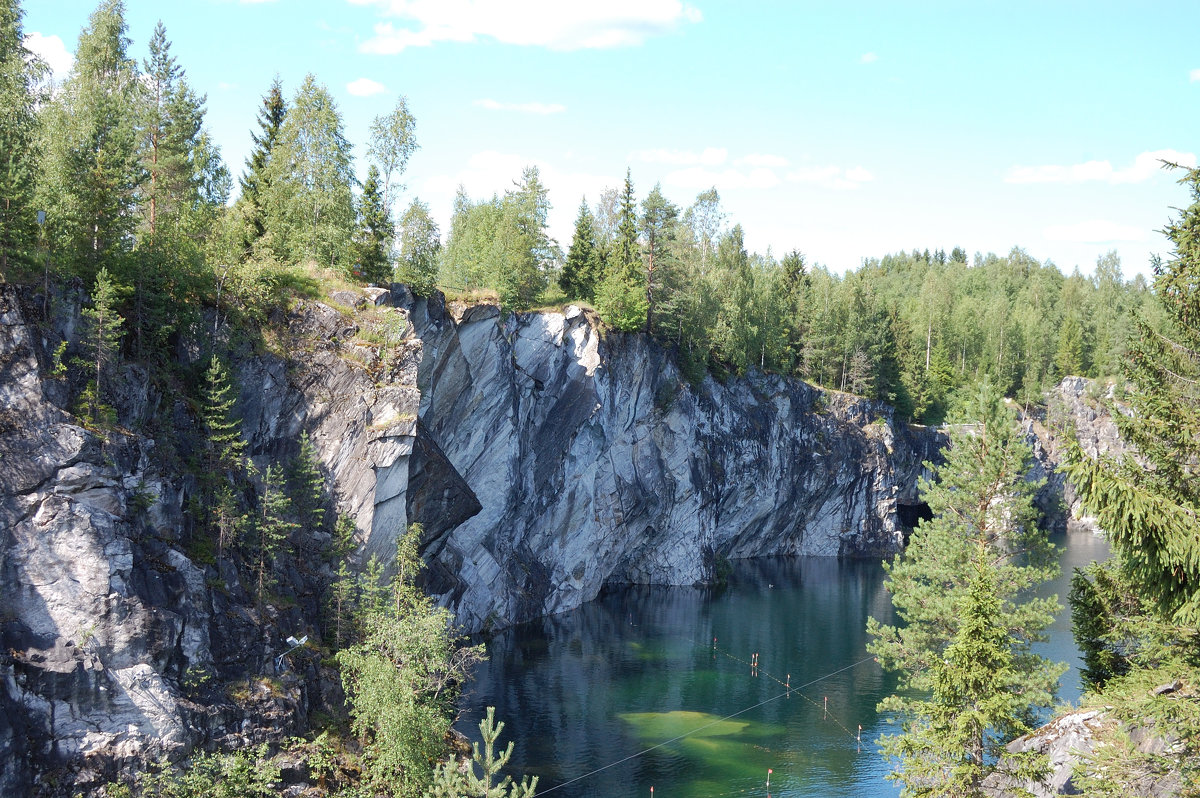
1,0,1152,425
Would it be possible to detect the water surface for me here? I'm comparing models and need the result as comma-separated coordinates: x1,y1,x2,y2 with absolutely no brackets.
459,531,1108,798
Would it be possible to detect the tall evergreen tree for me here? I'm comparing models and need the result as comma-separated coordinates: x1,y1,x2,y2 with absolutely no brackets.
352,164,391,284
496,165,555,309
239,77,286,254
262,74,356,269
868,383,1063,788
640,183,678,335
1063,163,1200,626
79,266,125,425
37,0,142,278
559,198,602,302
254,463,297,606
0,0,43,280
594,169,647,331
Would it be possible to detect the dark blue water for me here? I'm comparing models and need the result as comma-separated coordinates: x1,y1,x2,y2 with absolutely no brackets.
458,531,1109,798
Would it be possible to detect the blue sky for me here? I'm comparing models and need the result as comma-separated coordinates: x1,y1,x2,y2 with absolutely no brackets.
23,1,1200,278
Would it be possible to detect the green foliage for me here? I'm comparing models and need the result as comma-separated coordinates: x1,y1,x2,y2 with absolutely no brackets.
395,197,440,296
1062,164,1200,628
336,525,483,797
559,199,603,302
352,164,391,284
79,267,126,425
36,0,142,279
262,73,356,270
367,95,418,218
200,355,245,475
253,463,297,605
880,566,1049,797
238,76,286,254
288,430,325,535
135,744,280,797
440,167,559,309
429,707,539,798
0,0,44,279
868,383,1063,791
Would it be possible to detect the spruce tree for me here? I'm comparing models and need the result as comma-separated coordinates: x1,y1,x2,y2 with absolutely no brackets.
201,354,246,475
79,267,126,425
255,463,297,606
559,199,602,302
640,183,678,334
352,164,391,284
429,707,538,798
0,0,43,280
239,77,286,254
1063,164,1200,627
868,383,1064,787
37,0,142,278
594,169,647,331
289,430,325,535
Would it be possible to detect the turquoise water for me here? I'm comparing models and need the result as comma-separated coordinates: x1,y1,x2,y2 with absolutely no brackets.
458,531,1109,798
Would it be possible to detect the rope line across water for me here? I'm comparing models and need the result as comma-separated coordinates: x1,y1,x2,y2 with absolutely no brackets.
532,653,878,797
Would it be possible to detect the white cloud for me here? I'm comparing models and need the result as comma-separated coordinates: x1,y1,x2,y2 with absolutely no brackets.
474,98,566,114
860,51,877,64
1043,220,1145,244
1005,149,1197,184
23,32,72,78
663,165,781,191
785,164,873,190
347,77,388,96
351,0,702,53
1191,68,1200,82
736,153,789,168
631,147,728,166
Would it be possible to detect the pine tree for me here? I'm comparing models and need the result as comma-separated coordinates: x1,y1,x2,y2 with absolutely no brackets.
429,707,538,798
239,77,286,254
255,463,297,606
395,197,440,296
289,430,325,535
496,166,555,309
352,164,391,284
868,383,1064,787
559,199,602,302
79,266,126,425
37,0,142,278
0,0,43,280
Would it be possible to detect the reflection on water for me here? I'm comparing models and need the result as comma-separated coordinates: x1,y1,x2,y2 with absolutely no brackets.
458,532,1109,798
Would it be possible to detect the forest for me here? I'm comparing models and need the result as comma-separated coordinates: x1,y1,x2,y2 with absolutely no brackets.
3,0,1197,796
0,2,1151,427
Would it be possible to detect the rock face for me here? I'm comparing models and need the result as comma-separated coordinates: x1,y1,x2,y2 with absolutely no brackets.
1021,376,1131,533
405,297,943,631
0,283,945,792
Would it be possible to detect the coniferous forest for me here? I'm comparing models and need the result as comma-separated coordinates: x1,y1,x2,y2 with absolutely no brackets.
2,1,1198,796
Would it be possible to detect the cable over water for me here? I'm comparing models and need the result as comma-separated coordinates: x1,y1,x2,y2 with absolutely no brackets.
532,652,878,797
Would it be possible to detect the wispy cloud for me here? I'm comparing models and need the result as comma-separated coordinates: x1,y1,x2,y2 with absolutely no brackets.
1044,220,1145,243
1190,68,1200,82
1005,149,1197,184
664,166,781,191
860,51,878,64
351,0,702,53
474,98,566,115
23,32,72,77
631,147,728,166
786,165,874,190
347,77,388,96
736,153,789,168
